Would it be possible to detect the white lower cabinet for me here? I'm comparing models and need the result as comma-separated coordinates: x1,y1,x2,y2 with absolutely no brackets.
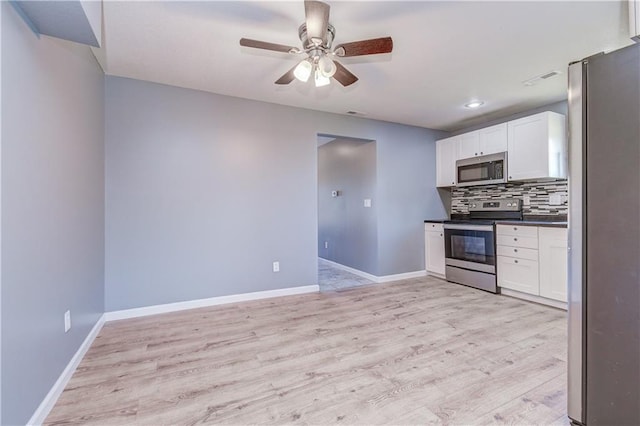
425,223,445,277
496,224,567,308
538,228,568,302
497,256,540,294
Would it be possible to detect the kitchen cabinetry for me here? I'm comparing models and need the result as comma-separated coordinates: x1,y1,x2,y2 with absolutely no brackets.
434,111,566,186
496,224,568,308
458,123,508,160
538,227,568,302
497,225,540,294
425,223,445,278
436,136,458,187
507,111,566,181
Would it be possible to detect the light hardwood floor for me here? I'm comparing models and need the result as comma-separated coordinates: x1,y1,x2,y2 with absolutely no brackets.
46,276,568,425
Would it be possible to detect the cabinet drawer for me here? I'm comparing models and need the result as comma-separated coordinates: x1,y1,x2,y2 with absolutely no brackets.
496,224,539,238
425,223,444,233
497,245,539,261
497,234,538,249
497,256,539,295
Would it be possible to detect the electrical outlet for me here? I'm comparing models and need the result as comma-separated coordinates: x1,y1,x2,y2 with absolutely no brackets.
272,261,280,272
324,241,328,249
364,198,372,208
64,310,71,333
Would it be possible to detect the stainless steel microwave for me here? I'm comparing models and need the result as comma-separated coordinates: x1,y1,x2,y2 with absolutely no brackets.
456,152,507,187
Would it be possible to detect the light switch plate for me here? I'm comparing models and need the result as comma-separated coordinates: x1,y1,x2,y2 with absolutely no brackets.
364,199,372,208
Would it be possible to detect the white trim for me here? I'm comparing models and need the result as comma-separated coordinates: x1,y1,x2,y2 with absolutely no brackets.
27,314,106,426
320,258,379,282
500,288,567,310
104,285,320,321
377,270,427,283
320,258,426,283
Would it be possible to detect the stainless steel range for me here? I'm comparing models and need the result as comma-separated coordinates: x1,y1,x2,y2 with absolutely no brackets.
444,198,522,293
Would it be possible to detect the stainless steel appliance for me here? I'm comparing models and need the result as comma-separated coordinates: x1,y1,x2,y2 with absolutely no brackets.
567,43,640,425
456,152,506,187
444,198,522,293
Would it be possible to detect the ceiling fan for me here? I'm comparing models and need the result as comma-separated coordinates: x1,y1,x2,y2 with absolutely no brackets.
239,0,393,87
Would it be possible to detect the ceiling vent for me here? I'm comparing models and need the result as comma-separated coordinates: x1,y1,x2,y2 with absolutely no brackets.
522,70,562,86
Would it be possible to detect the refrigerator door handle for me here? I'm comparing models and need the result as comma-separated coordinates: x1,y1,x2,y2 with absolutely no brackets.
567,59,585,425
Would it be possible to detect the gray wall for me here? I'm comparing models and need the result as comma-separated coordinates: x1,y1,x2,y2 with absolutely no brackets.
318,138,378,275
105,76,446,310
376,123,447,275
1,3,105,425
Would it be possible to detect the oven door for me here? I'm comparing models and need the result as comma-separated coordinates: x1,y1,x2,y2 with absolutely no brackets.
444,224,496,273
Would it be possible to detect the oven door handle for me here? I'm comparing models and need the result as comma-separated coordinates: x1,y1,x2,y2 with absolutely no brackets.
443,224,494,232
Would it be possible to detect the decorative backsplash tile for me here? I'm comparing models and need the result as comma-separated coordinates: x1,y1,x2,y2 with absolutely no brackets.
451,180,568,216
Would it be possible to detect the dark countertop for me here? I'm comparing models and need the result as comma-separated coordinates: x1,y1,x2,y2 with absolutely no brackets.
496,220,567,228
424,219,446,223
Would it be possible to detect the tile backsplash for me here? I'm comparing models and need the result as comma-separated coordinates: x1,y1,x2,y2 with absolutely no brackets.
451,180,568,216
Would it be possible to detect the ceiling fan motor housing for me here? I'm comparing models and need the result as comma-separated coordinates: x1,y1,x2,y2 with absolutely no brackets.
298,23,335,50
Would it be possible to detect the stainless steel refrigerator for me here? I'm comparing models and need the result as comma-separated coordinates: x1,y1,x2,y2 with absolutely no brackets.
567,42,640,425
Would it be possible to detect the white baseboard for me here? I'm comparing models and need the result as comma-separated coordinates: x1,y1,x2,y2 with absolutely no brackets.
320,258,379,282
104,285,320,321
500,288,568,310
27,314,106,426
320,258,426,283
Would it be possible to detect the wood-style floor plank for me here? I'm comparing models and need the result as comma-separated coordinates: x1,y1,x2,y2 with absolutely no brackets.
45,276,568,425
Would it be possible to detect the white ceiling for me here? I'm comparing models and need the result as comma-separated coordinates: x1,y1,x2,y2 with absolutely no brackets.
96,1,632,131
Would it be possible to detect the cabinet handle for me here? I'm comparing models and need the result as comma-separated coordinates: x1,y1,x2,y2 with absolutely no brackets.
440,233,443,237
480,151,484,155
509,176,512,179
452,181,455,185
514,237,518,241
475,152,478,156
514,249,518,253
514,259,519,264
513,227,518,231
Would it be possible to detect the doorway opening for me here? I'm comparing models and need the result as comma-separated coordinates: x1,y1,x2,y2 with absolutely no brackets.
317,134,377,291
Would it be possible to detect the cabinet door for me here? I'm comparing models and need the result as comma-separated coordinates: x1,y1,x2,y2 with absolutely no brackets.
497,256,540,295
436,136,459,187
458,131,480,159
479,123,508,155
425,230,445,276
539,227,568,302
507,113,549,181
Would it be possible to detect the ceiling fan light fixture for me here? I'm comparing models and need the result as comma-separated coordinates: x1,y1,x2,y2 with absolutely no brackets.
293,59,313,82
318,55,337,78
314,68,331,87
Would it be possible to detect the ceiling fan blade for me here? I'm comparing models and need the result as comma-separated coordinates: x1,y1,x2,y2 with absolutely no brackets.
305,0,330,45
334,37,393,57
240,38,299,54
332,61,358,87
275,64,298,85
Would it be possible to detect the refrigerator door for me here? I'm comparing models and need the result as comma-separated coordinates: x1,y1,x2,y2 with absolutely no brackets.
585,43,640,424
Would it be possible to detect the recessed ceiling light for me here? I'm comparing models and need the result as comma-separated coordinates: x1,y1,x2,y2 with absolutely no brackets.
464,100,485,109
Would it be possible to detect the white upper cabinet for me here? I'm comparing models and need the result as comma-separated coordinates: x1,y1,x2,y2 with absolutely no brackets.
436,136,459,187
507,111,567,181
458,131,480,159
457,124,508,160
479,123,508,156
